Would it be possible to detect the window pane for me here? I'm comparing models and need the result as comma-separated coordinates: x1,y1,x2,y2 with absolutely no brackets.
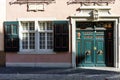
22,33,28,49
29,33,35,49
47,22,53,30
39,22,45,30
29,22,35,30
22,22,28,30
47,33,53,49
39,33,45,49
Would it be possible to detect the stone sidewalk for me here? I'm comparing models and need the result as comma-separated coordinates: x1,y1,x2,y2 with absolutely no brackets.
0,67,120,80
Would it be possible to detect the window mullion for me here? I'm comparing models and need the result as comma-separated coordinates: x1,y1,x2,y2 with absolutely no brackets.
45,33,47,50
19,22,23,51
35,20,39,52
45,22,47,50
28,32,30,50
28,23,30,50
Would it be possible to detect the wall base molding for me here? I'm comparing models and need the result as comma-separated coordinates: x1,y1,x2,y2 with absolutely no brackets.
6,62,71,68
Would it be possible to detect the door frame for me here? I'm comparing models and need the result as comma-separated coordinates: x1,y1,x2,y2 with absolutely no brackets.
70,16,120,68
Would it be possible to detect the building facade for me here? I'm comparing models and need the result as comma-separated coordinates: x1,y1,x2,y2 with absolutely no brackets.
1,0,120,68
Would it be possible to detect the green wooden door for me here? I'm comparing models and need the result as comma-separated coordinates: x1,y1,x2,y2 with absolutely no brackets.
95,31,105,66
76,30,105,67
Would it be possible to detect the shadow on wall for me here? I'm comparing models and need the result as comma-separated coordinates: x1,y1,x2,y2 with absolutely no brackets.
0,23,6,67
76,54,85,67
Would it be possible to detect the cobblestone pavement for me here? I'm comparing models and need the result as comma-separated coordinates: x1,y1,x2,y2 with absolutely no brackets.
0,67,120,80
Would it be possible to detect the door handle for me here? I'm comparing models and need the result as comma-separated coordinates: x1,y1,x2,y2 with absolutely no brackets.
85,50,91,55
97,50,103,54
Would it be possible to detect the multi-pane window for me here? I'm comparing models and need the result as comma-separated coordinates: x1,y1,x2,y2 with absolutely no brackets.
21,21,53,52
21,21,35,50
38,22,53,50
4,21,69,52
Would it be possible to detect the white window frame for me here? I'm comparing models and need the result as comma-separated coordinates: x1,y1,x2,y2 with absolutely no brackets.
37,21,53,52
20,21,35,52
19,19,54,54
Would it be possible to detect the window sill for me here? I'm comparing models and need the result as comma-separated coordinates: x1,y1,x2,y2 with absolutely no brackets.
18,50,56,54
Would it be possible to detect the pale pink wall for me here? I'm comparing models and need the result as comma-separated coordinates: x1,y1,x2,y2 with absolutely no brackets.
6,0,120,64
6,0,80,20
0,0,6,51
110,0,120,15
6,0,120,21
6,0,75,64
6,52,71,63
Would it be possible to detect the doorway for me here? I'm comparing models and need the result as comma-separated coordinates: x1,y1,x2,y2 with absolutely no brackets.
76,22,114,67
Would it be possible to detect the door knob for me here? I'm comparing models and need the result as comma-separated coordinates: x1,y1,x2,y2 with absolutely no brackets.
97,50,103,54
